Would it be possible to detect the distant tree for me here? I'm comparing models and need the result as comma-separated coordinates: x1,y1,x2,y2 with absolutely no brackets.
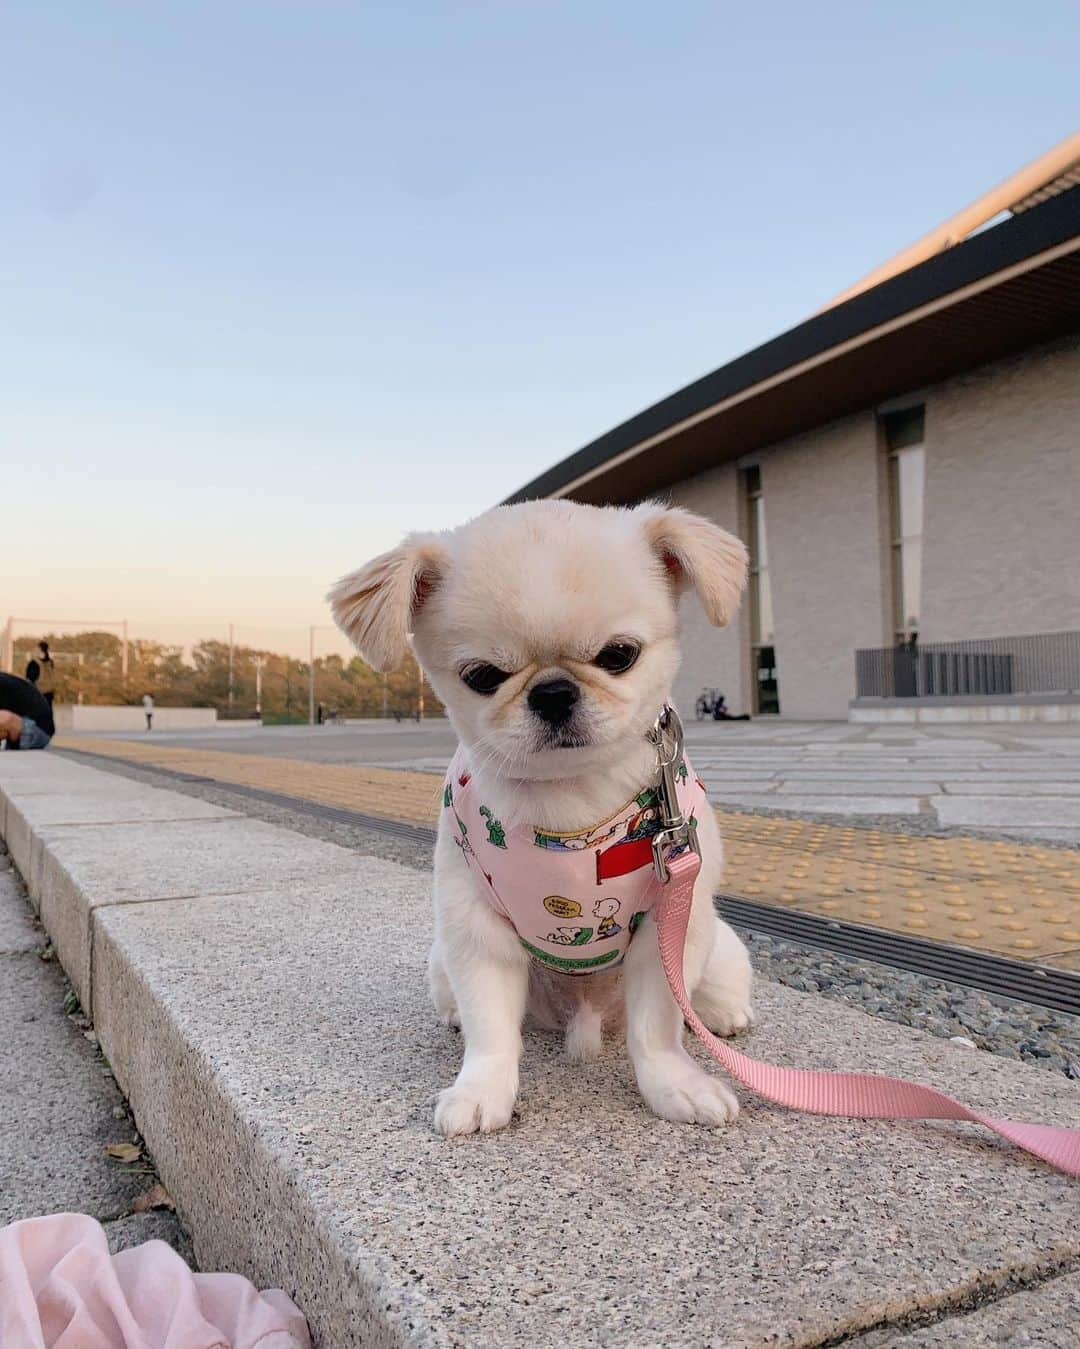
10,630,442,718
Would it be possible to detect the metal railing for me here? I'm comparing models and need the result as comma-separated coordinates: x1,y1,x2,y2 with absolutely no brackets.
854,630,1080,699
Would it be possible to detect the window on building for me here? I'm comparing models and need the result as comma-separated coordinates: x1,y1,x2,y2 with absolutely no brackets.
883,406,925,646
744,465,780,714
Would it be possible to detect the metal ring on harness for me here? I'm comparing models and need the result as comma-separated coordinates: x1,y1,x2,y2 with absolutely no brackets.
647,703,699,882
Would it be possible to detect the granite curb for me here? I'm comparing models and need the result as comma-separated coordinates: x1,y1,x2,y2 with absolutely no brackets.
2,754,1078,1347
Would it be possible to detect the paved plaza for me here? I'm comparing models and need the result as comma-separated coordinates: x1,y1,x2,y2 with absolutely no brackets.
54,720,1080,967
686,721,1080,843
83,717,1080,843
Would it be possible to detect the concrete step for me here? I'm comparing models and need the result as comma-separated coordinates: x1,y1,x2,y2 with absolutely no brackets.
2,755,1078,1347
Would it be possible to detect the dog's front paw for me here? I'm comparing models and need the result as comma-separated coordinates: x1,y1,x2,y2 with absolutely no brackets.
434,1074,517,1137
637,1056,739,1127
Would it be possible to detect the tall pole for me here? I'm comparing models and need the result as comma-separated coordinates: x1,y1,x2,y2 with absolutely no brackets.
228,623,235,713
308,626,316,726
255,656,262,719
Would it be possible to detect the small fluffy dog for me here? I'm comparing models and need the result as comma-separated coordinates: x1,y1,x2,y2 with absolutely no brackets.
330,500,754,1137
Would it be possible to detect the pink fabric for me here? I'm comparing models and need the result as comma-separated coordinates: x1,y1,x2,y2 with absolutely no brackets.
0,1213,311,1349
656,851,1080,1179
446,750,707,976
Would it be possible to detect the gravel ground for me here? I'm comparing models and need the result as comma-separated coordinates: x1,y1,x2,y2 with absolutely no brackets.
0,840,194,1257
739,929,1079,1080
51,751,1080,1081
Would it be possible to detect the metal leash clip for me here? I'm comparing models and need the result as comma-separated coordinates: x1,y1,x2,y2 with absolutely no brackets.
647,703,699,883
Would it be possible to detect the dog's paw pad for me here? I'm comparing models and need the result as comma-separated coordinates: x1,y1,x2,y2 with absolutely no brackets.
434,1081,515,1137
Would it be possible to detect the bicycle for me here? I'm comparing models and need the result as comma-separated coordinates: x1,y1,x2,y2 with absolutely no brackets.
695,688,722,720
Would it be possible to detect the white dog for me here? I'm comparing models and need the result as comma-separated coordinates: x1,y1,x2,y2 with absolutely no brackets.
330,499,754,1137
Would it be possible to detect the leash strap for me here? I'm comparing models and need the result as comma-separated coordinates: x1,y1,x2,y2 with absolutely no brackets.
653,850,1080,1179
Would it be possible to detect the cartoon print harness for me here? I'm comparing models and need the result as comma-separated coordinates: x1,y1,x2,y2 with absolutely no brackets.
444,749,704,976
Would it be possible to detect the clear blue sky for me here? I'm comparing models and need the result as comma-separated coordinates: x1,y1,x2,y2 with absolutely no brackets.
4,1,1077,649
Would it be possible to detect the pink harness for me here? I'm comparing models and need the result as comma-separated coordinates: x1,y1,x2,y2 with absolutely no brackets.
445,748,707,976
445,713,1079,1178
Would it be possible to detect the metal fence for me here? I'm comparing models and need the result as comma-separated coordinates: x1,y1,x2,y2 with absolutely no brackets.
854,631,1080,699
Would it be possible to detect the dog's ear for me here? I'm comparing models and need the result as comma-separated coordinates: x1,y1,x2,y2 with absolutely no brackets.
638,504,748,627
328,533,448,671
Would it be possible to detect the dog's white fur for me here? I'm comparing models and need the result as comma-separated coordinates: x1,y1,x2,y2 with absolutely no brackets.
330,499,754,1136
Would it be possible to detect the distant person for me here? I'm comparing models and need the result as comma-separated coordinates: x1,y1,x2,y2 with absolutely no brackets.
33,642,56,709
712,693,751,722
317,703,324,725
142,692,154,731
0,673,55,750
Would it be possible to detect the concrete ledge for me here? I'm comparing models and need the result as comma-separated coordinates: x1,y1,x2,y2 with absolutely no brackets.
5,779,241,912
41,813,363,1011
2,756,1078,1347
53,705,218,732
850,695,1080,724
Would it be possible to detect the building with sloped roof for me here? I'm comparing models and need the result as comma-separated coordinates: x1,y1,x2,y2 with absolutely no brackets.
506,136,1080,722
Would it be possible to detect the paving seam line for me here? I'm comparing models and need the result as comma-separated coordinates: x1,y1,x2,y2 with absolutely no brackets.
56,748,1080,1014
817,1254,1080,1347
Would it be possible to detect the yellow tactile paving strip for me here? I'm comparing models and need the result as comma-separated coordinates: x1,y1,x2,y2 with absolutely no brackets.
718,816,1080,962
58,736,445,827
60,735,1080,965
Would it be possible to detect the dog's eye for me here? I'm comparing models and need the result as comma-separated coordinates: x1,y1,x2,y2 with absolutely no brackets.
461,663,511,695
593,642,640,674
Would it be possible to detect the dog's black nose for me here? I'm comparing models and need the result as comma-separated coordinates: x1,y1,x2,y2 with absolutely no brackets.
528,678,580,725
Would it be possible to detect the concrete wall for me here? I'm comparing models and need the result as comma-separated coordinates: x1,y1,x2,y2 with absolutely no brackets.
666,414,888,721
665,461,750,717
656,333,1080,721
764,411,888,719
53,706,218,732
920,335,1080,642
851,699,1080,724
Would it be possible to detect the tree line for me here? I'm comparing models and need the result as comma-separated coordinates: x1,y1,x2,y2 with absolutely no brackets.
13,632,440,722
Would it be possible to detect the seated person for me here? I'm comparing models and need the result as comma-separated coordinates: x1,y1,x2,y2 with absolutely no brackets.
0,672,55,749
712,692,751,722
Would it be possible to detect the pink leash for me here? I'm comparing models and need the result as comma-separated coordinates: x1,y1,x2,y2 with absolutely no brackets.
654,850,1080,1179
